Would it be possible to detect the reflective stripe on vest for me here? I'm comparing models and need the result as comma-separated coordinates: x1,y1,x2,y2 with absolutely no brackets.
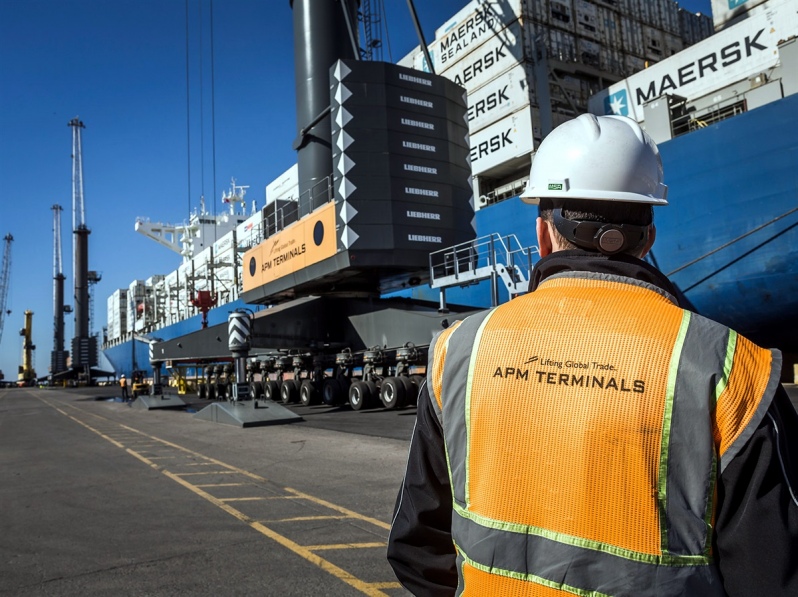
431,272,780,596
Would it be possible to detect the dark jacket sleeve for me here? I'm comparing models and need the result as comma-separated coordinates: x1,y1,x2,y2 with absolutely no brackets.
715,385,798,596
387,380,458,596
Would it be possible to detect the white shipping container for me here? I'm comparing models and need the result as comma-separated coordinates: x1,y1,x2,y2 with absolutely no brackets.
601,46,625,76
439,20,526,94
527,0,549,23
469,107,535,176
590,2,793,121
620,0,641,21
549,0,575,32
236,211,262,250
466,62,533,134
578,37,602,68
621,16,644,57
643,25,665,61
663,32,684,58
433,0,524,49
662,0,680,35
265,164,298,205
598,7,622,49
624,53,646,76
575,0,600,41
548,28,577,62
711,0,769,31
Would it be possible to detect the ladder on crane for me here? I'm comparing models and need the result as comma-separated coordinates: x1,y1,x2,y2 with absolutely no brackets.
0,234,13,346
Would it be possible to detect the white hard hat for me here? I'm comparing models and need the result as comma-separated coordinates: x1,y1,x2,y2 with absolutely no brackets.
520,114,668,205
121,374,125,378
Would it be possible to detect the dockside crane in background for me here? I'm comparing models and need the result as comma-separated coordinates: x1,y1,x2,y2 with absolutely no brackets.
51,205,70,379
69,117,97,383
18,310,36,385
0,234,12,383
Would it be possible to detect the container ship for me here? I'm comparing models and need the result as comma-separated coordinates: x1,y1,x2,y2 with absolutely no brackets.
103,0,797,392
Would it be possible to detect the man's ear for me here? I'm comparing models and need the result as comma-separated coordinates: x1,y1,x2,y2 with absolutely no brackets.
536,216,553,258
639,224,656,258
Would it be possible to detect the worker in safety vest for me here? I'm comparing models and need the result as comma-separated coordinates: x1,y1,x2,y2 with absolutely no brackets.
120,374,129,402
387,114,798,596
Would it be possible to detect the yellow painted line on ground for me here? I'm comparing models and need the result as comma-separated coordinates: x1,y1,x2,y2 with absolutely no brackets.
173,470,238,476
146,456,178,460
265,515,349,523
184,462,216,466
194,483,247,488
220,497,268,502
161,469,392,597
38,396,396,596
306,542,386,551
283,487,391,531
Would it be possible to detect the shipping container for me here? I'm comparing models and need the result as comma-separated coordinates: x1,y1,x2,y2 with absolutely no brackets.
590,2,795,121
601,46,625,75
438,20,526,93
526,0,549,24
578,37,602,68
663,32,684,58
575,0,600,41
711,0,769,31
466,62,534,134
434,0,524,40
469,107,535,177
621,15,644,57
643,25,664,61
547,27,578,62
549,0,575,32
598,7,622,49
265,163,298,205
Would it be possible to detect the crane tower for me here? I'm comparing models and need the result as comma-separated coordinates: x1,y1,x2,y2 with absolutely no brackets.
51,205,69,377
18,310,36,385
69,117,97,380
0,234,12,345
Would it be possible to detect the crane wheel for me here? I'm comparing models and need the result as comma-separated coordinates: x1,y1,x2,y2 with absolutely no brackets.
265,380,280,401
348,380,370,411
299,380,318,406
280,380,299,404
379,377,406,410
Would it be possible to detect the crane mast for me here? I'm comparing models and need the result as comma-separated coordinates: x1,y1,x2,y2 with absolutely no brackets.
0,234,12,346
51,205,69,377
69,117,96,381
18,310,36,385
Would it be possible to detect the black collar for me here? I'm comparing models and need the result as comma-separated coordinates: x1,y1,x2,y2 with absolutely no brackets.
529,250,695,310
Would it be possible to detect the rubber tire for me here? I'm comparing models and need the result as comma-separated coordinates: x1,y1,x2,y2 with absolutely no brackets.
321,378,341,405
207,383,217,400
197,383,207,399
299,380,318,406
398,376,416,405
379,377,406,410
250,381,263,400
264,380,280,401
280,379,299,404
216,383,227,401
348,380,370,411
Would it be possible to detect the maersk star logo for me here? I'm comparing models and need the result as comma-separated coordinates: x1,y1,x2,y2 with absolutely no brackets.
604,90,628,116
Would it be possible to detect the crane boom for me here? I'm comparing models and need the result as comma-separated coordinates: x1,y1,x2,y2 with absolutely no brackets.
0,234,12,345
69,118,87,231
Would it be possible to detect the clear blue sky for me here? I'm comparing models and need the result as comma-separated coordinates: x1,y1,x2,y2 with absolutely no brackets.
0,0,711,380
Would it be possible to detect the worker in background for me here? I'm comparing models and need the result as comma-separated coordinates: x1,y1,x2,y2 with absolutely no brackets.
120,374,129,403
387,114,798,596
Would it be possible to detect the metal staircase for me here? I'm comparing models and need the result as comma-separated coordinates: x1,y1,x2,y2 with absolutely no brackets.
429,233,539,309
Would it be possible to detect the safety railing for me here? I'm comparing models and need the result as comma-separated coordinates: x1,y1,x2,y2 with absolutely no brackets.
429,233,539,308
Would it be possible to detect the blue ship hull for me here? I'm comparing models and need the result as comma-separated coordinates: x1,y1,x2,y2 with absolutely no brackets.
103,95,798,376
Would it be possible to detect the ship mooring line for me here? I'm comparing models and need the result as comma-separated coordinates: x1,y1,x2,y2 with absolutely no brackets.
36,395,396,597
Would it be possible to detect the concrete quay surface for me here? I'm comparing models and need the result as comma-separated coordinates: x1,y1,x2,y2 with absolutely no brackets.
2,385,796,596
0,386,416,597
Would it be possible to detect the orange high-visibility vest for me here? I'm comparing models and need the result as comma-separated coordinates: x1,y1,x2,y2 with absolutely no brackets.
428,272,781,596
